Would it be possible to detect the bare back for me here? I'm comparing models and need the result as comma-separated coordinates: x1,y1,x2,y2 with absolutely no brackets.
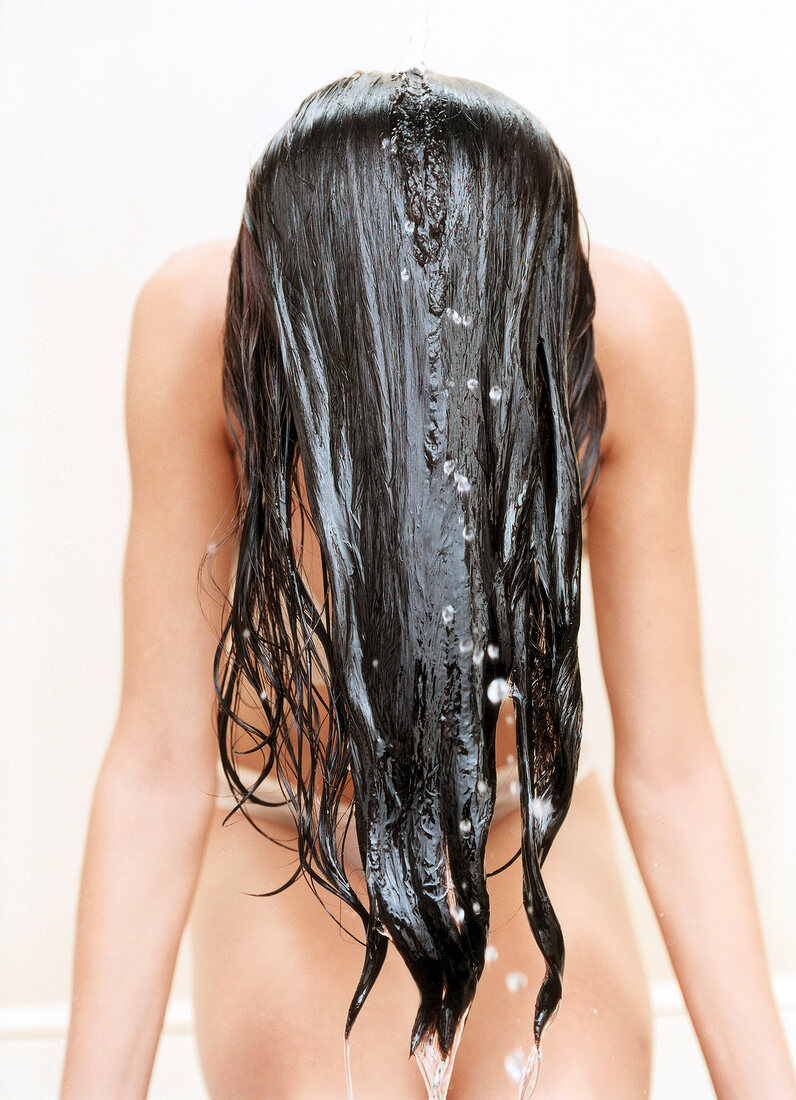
150,235,697,1098
177,237,651,806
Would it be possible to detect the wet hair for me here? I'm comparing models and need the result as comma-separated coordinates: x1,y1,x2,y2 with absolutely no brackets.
210,67,605,1091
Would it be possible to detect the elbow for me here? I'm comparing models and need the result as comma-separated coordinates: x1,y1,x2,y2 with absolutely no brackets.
95,719,219,824
613,727,727,820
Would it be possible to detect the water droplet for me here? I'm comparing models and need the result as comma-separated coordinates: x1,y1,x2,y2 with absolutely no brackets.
487,677,510,704
461,313,472,327
462,523,475,542
487,643,499,660
206,541,217,554
485,944,499,963
401,267,410,281
476,779,488,795
450,309,462,324
445,306,452,316
242,628,251,639
504,1047,525,1082
458,635,474,655
454,472,471,494
453,905,465,922
381,136,390,147
404,219,415,233
472,647,485,667
466,377,478,393
506,971,529,993
459,817,472,835
509,780,520,797
372,658,379,668
489,385,503,402
531,795,554,828
442,604,455,625
259,689,268,701
506,753,515,764
471,899,481,914
443,458,455,477
593,1007,599,1014
506,714,515,725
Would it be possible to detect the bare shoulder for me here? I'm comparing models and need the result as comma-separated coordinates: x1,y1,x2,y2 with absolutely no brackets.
587,243,694,465
135,237,236,344
129,238,237,448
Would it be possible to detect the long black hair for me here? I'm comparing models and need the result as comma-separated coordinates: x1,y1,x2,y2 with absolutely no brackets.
210,66,605,1093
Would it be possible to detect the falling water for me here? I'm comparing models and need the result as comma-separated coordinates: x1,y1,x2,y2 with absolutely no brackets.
343,1037,354,1100
411,946,560,1100
414,1004,471,1099
519,1000,561,1099
411,812,479,1099
519,1043,541,1099
402,0,433,72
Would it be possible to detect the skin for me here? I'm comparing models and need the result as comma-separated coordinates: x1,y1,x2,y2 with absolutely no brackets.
60,239,796,1100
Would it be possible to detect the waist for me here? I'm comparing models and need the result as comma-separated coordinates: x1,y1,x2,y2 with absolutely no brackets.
214,743,595,825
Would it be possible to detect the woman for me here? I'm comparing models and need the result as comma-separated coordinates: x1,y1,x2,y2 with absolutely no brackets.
61,70,795,1100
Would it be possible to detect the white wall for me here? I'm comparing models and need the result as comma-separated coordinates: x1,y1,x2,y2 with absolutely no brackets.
2,0,793,1081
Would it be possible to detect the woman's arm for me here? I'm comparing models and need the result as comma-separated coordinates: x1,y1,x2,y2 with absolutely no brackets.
586,255,796,1099
60,245,237,1100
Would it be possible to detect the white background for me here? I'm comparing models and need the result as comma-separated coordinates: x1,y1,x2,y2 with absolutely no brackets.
1,0,794,1095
